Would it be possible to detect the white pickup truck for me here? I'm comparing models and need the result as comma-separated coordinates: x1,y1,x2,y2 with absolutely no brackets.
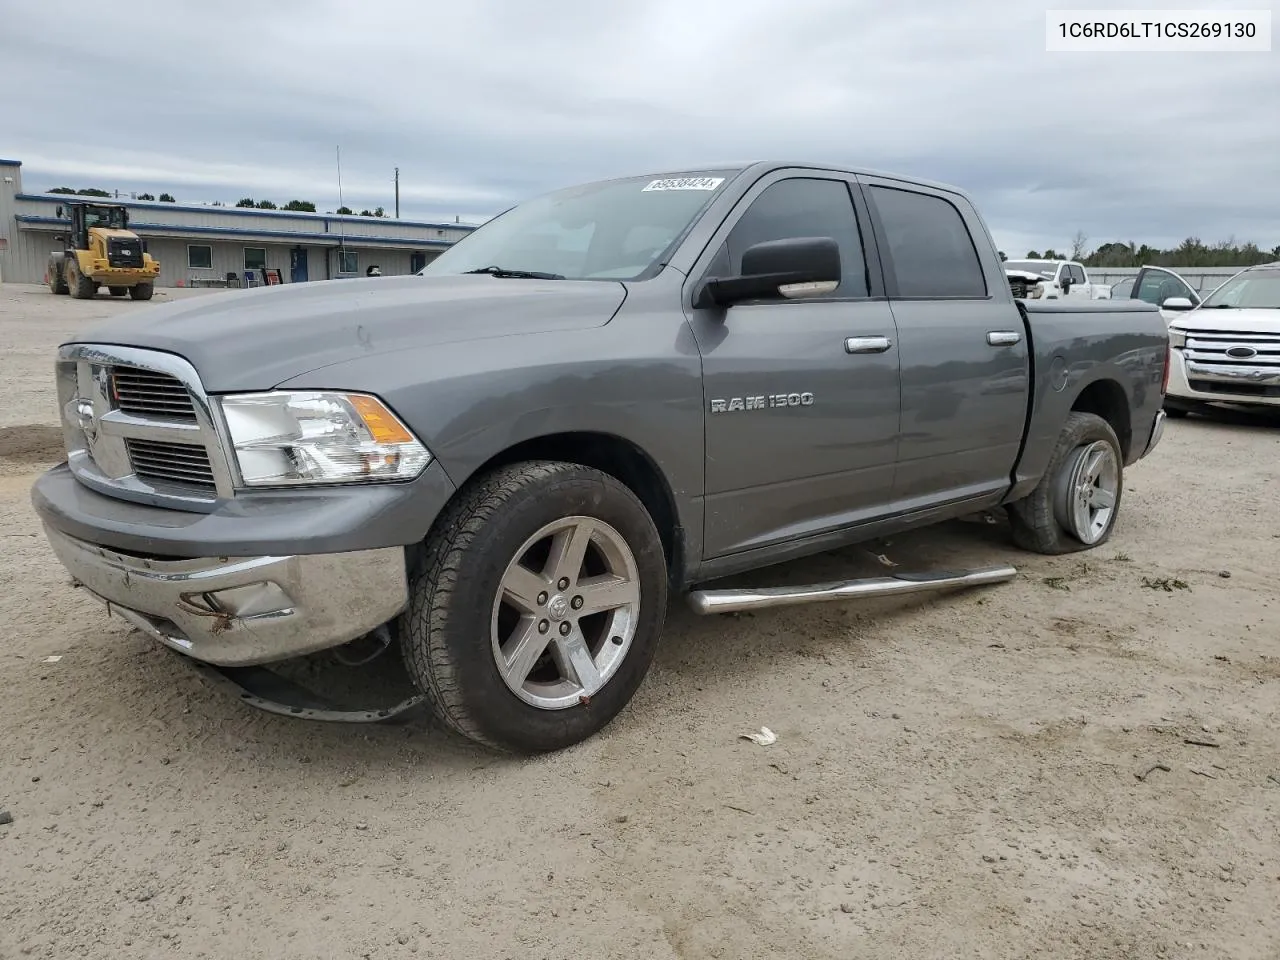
1005,259,1112,301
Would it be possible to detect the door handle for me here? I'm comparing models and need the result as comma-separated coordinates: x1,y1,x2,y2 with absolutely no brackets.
987,331,1021,346
845,336,893,354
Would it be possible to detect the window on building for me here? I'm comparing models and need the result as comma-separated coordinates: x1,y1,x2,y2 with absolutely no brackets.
339,250,358,274
187,245,213,270
869,186,988,298
244,247,267,272
720,177,870,299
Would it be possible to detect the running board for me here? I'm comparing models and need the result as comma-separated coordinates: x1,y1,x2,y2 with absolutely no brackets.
686,564,1018,615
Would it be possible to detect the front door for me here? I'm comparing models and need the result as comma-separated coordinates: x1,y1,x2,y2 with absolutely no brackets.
687,173,902,558
861,178,1030,510
1134,266,1201,319
290,247,309,283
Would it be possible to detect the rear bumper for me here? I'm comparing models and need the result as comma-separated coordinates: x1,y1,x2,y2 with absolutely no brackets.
1166,349,1280,408
44,525,407,666
1139,409,1166,459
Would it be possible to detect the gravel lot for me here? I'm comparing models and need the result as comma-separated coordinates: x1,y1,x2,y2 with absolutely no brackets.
2,281,1278,960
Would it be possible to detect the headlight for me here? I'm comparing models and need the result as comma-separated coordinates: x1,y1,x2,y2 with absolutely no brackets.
1168,328,1187,349
217,391,431,487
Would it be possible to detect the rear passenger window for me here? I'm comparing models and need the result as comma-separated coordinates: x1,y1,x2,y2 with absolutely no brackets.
869,186,987,298
723,178,870,298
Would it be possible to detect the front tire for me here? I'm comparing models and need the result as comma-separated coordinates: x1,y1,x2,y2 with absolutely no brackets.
129,282,154,301
399,461,668,752
1007,412,1124,555
67,261,96,299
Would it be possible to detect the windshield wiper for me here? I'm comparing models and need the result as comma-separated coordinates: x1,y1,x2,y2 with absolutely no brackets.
463,265,565,280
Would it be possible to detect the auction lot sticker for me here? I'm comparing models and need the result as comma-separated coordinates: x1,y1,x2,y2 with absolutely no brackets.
642,177,726,192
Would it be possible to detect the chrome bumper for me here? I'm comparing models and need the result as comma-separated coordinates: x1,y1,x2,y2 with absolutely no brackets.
1140,409,1166,459
44,526,408,666
1166,351,1280,408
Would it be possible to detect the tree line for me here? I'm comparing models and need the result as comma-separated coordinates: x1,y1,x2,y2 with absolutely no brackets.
1012,230,1280,268
50,186,176,202
46,186,391,218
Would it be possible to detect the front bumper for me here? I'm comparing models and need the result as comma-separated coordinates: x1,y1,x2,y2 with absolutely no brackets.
1166,349,1280,408
44,525,408,666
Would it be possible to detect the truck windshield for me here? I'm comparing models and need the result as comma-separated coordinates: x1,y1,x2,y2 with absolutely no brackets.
83,207,128,230
422,170,740,282
1004,260,1057,278
1200,268,1280,309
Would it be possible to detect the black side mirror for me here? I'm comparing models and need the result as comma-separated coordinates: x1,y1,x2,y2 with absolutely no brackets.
699,237,841,308
56,205,63,218
1060,276,1072,293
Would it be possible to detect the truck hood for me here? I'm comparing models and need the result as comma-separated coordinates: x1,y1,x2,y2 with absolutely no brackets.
1171,307,1280,334
68,274,628,392
1005,269,1050,283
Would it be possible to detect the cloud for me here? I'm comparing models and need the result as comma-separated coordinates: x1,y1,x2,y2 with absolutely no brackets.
2,0,1276,252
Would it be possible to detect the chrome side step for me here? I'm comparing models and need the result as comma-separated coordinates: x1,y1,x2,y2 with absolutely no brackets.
686,564,1017,615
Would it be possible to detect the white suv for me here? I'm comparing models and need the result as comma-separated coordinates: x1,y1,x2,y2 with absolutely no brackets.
1162,261,1280,416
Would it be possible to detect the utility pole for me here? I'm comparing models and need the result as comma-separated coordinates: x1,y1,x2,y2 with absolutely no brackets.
394,167,400,219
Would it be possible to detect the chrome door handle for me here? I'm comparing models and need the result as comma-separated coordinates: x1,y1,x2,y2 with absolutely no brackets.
845,336,893,354
987,331,1021,346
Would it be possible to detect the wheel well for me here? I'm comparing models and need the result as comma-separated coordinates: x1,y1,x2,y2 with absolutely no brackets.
471,432,684,584
1071,379,1132,458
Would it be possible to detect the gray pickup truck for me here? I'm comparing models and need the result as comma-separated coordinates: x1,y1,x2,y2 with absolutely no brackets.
32,161,1169,752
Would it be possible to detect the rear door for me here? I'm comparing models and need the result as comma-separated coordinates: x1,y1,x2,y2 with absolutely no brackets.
686,171,902,558
860,177,1030,511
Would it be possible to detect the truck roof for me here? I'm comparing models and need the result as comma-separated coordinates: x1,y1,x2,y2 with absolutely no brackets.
585,160,980,205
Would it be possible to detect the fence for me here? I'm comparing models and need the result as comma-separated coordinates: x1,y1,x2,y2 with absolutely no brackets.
1080,266,1248,295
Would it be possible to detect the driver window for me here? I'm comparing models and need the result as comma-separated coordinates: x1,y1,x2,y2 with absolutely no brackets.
1138,270,1176,304
721,178,870,298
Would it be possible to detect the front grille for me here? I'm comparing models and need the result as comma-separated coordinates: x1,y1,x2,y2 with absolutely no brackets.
124,438,217,488
106,237,144,268
1182,328,1280,368
112,367,197,421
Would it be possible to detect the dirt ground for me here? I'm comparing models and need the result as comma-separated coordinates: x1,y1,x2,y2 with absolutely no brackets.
1,281,1278,960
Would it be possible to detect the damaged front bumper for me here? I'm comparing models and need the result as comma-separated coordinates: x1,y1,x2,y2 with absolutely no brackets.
44,525,408,667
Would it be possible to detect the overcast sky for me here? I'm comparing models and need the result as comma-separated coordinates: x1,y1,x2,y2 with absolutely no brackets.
2,0,1277,255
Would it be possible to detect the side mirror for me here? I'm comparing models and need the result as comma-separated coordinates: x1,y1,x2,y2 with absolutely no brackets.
1161,296,1195,311
699,237,841,308
56,205,63,218
1059,276,1072,293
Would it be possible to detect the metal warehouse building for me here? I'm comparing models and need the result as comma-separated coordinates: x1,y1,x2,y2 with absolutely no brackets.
0,158,476,288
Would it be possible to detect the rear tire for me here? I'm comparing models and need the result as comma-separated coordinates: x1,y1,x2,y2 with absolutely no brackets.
399,461,668,753
129,283,154,301
108,286,128,297
1163,398,1203,419
1007,412,1124,555
48,263,70,295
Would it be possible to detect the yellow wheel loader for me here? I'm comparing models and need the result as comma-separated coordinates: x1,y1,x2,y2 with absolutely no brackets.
47,201,160,300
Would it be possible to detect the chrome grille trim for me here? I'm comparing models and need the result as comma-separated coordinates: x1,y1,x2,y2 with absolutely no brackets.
112,367,198,421
56,344,237,508
1180,328,1280,368
124,438,218,488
